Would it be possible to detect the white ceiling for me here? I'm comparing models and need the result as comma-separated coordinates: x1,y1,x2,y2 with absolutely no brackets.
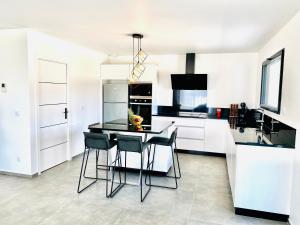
0,0,299,55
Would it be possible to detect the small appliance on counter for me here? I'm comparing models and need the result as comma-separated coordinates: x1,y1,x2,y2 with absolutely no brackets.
216,108,222,119
238,102,248,127
229,104,239,129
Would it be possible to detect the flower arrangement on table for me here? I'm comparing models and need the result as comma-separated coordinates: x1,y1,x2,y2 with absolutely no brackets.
128,109,144,131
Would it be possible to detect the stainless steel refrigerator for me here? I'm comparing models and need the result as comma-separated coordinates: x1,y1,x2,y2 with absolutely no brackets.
103,80,128,125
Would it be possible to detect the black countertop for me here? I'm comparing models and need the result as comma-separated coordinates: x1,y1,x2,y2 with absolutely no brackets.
152,113,227,120
229,127,294,148
152,113,296,149
89,120,174,134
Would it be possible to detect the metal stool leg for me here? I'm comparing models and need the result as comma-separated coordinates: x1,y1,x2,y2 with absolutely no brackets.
83,148,110,181
141,149,151,202
174,143,182,179
170,145,178,188
96,149,99,179
144,144,153,183
175,150,182,179
124,151,127,184
145,144,178,189
109,149,125,198
83,147,91,178
77,147,97,193
105,150,110,197
166,143,181,179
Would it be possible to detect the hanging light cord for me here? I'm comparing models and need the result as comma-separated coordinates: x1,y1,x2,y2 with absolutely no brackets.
132,35,134,76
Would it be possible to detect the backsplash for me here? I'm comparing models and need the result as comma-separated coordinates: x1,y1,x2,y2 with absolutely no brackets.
262,114,296,148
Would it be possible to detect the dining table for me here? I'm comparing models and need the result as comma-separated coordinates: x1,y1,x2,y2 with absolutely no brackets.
87,119,175,185
88,119,174,141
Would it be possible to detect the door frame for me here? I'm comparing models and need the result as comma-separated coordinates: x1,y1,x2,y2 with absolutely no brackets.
35,58,71,174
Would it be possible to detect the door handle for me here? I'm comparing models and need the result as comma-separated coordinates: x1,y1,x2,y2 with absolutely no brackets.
63,108,68,119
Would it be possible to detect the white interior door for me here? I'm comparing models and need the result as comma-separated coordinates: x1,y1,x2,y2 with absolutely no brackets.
38,59,68,172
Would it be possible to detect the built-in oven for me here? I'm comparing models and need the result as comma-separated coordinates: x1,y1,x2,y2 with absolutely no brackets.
129,97,152,129
128,83,152,130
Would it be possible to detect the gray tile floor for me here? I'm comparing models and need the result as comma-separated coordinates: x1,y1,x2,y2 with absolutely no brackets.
0,153,287,225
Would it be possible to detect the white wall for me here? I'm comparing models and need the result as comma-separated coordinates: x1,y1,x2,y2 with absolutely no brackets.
107,53,257,108
256,12,300,225
0,29,106,175
195,53,257,108
0,29,32,175
27,31,107,174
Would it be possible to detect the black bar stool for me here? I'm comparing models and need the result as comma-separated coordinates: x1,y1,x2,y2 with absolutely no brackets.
77,132,121,197
146,128,181,189
110,134,152,202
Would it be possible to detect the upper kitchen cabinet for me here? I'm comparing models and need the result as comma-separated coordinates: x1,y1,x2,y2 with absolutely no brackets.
100,64,130,80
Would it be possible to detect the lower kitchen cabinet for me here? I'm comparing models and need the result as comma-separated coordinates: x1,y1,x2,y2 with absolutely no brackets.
152,115,293,220
204,119,227,153
225,124,294,219
152,116,226,154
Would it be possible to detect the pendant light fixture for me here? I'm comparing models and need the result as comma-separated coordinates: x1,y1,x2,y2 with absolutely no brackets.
130,33,148,81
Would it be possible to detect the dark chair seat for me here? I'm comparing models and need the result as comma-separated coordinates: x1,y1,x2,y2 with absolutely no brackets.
147,137,170,146
108,140,117,149
116,134,150,153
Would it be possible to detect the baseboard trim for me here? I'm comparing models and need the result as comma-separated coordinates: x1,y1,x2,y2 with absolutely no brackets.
0,171,38,178
175,149,226,158
235,207,289,222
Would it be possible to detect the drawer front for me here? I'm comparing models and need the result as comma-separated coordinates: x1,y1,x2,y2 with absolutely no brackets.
176,138,205,151
177,126,205,140
174,118,206,127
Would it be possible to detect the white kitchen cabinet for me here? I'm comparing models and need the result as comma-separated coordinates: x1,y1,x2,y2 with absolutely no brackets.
177,125,205,140
152,116,206,152
100,64,130,80
225,124,294,216
152,116,227,154
172,117,206,127
205,119,227,153
225,123,236,199
235,145,293,215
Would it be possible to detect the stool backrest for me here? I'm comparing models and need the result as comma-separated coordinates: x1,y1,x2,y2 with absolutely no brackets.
117,134,143,153
83,132,110,150
168,128,178,146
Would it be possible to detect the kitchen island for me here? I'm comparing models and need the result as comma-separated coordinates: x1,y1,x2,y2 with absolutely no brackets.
88,120,175,173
